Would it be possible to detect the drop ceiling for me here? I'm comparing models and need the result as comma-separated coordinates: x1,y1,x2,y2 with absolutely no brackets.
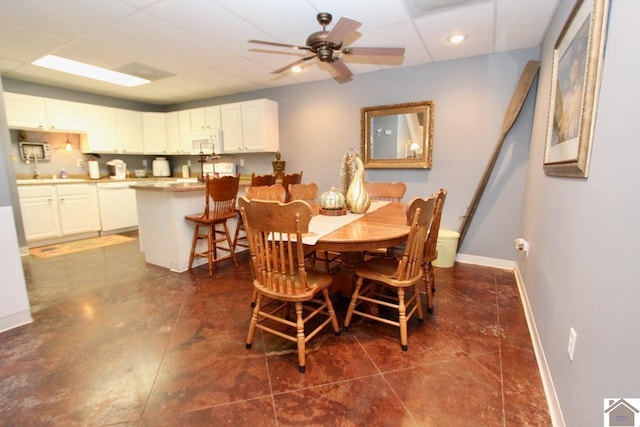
0,0,559,106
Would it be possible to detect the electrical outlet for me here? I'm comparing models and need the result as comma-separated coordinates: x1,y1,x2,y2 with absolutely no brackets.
514,238,529,256
76,159,84,168
239,158,245,167
567,327,577,361
142,159,148,168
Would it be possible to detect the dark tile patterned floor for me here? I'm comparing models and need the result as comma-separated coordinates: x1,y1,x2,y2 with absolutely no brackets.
0,234,551,426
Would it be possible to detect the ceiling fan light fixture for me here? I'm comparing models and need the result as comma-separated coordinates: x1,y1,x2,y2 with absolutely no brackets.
291,65,302,73
447,34,466,44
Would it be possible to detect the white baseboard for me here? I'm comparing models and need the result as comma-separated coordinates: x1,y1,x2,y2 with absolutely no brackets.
513,264,565,427
0,310,32,334
455,253,515,270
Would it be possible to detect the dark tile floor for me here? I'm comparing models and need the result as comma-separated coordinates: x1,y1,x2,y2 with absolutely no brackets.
0,234,551,426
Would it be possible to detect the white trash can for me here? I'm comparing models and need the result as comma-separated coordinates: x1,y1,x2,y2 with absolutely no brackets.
433,229,460,268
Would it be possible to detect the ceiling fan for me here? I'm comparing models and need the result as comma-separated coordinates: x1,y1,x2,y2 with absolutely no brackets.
249,12,405,80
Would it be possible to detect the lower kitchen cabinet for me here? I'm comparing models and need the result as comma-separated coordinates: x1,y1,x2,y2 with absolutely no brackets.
18,184,101,243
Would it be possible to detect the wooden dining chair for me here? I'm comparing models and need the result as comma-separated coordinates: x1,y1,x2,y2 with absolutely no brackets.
362,181,408,258
288,182,318,203
282,171,303,202
422,188,447,313
364,181,406,202
233,184,286,252
185,174,240,276
239,197,341,373
343,194,437,351
250,173,276,187
287,183,341,273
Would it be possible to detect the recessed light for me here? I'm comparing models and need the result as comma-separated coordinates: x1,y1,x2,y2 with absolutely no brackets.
447,34,466,44
32,55,150,87
291,65,302,73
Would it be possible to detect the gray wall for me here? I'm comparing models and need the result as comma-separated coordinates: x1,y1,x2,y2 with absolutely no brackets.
171,48,539,261
519,0,640,425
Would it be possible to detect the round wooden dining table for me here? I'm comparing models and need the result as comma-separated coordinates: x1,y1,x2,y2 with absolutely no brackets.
310,202,410,296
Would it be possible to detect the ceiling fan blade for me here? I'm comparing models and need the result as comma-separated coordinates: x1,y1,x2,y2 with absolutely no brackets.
326,17,361,44
271,55,317,74
342,47,405,56
249,39,310,51
328,58,353,80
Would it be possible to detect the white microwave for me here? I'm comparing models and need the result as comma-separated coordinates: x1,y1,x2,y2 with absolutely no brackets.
19,142,51,161
191,128,222,154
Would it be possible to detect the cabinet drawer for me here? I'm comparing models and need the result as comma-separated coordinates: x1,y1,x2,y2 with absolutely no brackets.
56,183,91,196
18,185,55,198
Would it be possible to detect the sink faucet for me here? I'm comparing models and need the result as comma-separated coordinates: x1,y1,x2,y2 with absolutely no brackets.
26,154,40,179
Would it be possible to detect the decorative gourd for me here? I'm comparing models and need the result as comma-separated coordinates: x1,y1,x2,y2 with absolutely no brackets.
345,157,370,214
320,187,346,210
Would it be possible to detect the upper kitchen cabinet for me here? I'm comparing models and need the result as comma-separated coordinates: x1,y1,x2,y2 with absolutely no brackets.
114,109,144,154
4,93,88,132
189,106,221,130
83,105,117,153
142,112,168,154
220,99,278,153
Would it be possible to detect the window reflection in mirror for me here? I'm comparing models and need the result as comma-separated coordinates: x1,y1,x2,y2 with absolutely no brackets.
361,100,434,169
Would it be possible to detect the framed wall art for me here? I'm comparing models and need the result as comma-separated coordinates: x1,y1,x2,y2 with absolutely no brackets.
543,0,610,178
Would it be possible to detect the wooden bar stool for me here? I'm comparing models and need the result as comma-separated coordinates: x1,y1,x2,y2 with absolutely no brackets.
185,174,240,276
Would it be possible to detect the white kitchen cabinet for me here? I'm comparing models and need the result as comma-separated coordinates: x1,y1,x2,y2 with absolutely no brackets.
220,99,278,153
18,183,100,242
4,93,87,131
45,99,88,131
165,111,181,154
114,109,144,154
56,184,101,235
18,185,61,241
84,106,117,153
142,112,168,154
189,106,221,130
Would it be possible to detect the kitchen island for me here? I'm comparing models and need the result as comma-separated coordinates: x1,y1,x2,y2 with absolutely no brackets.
131,181,245,272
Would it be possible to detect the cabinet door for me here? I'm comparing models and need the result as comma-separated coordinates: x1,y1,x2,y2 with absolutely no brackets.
57,185,100,235
19,185,61,241
85,106,117,152
143,113,168,154
220,103,243,152
177,110,193,153
46,99,88,131
165,111,181,154
242,101,268,152
4,93,48,129
115,109,144,153
204,106,221,128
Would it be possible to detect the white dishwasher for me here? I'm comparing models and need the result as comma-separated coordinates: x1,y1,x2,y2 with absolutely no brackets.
96,181,138,233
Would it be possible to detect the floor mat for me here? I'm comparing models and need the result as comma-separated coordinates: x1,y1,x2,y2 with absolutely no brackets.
29,235,135,258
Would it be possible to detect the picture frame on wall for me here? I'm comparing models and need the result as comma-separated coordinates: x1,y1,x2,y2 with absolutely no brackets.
543,0,610,178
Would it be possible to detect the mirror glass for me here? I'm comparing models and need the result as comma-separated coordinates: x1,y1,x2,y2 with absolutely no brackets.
361,100,434,169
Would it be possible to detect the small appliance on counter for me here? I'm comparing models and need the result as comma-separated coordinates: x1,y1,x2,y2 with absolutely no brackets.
106,159,127,180
152,157,171,177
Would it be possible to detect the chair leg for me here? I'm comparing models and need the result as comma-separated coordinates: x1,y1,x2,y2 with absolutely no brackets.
223,222,239,267
322,288,341,335
246,293,261,349
344,276,365,329
414,283,424,322
398,288,408,351
188,224,200,270
424,263,435,314
295,301,306,373
232,213,245,251
207,224,214,277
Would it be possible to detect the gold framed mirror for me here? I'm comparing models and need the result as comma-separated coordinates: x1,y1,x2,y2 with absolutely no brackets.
361,100,434,169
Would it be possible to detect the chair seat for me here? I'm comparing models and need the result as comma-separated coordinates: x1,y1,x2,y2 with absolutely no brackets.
355,258,422,287
254,270,333,302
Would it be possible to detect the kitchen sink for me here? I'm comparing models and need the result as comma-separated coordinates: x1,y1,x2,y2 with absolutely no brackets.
16,178,87,184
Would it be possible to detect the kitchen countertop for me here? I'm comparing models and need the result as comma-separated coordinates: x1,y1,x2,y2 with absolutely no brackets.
16,175,252,186
130,179,250,192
